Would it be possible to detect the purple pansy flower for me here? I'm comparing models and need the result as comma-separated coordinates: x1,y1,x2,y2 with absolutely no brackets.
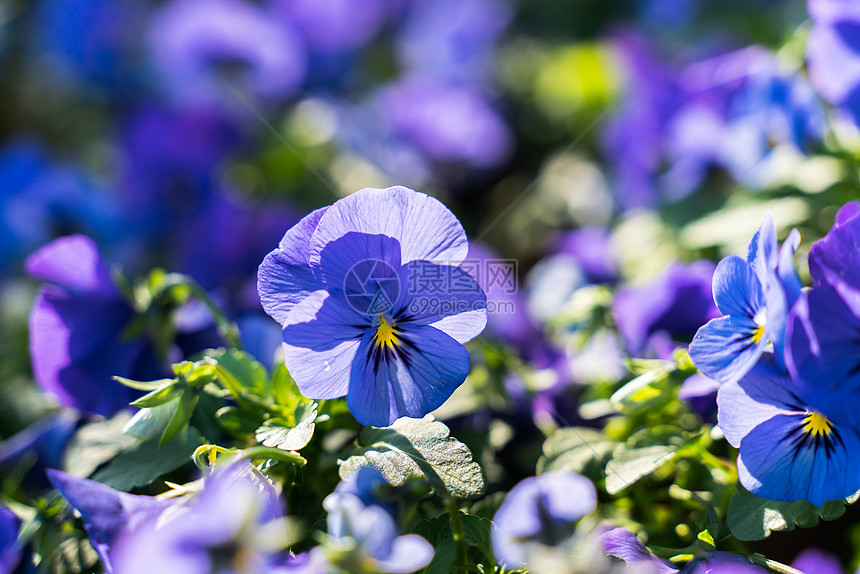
0,410,79,487
257,186,487,427
48,470,170,572
322,489,433,573
613,261,718,359
0,504,20,574
790,548,843,574
602,527,767,573
111,462,287,574
717,354,860,505
146,0,306,107
492,471,597,568
27,235,163,415
806,0,860,126
689,214,800,384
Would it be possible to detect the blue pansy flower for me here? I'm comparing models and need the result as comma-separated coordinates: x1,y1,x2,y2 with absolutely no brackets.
27,235,162,416
786,201,860,427
689,214,800,383
806,0,860,126
717,354,860,505
0,504,20,574
257,186,487,427
492,471,597,569
322,489,433,573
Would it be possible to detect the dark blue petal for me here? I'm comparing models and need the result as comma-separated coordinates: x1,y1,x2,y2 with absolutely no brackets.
712,256,763,319
346,324,469,427
281,291,366,400
689,315,766,383
395,260,487,344
312,231,402,297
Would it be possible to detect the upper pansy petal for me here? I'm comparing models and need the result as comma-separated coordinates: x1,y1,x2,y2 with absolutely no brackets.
312,232,402,293
689,315,766,384
746,213,777,280
280,291,366,400
347,324,469,427
279,207,328,264
395,260,487,344
712,256,763,319
808,203,860,289
257,249,323,326
309,186,469,269
26,235,116,295
777,228,802,307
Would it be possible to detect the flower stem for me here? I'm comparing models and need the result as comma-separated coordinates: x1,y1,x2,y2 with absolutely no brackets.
447,500,468,572
748,553,804,574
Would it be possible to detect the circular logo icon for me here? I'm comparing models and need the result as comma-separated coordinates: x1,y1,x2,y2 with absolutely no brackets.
344,259,400,315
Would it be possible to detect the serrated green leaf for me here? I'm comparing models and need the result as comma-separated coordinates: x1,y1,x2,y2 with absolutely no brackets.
93,428,203,491
255,402,317,451
339,415,486,499
462,514,496,564
537,426,616,478
62,412,138,477
726,486,858,541
412,516,456,574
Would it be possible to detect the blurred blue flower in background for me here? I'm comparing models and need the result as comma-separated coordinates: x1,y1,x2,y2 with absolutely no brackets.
492,471,597,568
806,0,860,125
0,504,20,574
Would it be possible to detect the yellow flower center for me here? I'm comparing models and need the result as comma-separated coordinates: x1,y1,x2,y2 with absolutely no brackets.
802,411,833,436
751,310,766,344
374,316,399,348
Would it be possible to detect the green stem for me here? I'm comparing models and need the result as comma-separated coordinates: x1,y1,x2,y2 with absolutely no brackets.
241,446,307,467
447,500,468,572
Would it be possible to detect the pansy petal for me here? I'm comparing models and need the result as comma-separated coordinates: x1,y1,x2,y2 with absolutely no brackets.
600,528,677,574
712,256,764,319
746,213,776,280
717,355,798,447
258,250,324,326
689,315,766,383
347,324,469,427
777,228,802,307
395,260,487,344
25,235,116,295
279,207,328,264
737,413,860,506
375,534,434,574
281,291,366,400
313,232,402,293
309,186,469,269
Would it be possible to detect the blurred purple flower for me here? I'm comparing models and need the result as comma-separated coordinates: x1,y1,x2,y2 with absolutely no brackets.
613,261,718,358
554,227,619,285
0,410,79,486
322,489,433,573
257,186,487,426
48,470,170,572
147,0,306,107
377,77,513,170
395,0,511,82
0,504,20,574
112,462,287,574
806,0,860,125
492,471,597,568
790,548,843,574
270,0,390,56
27,235,161,415
602,527,767,573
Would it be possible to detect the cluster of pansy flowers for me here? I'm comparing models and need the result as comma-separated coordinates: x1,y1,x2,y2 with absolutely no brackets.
690,202,860,505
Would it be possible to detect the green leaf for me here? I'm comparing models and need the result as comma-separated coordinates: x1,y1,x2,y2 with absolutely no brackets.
255,402,317,451
216,406,262,435
605,444,679,495
461,514,496,564
726,486,859,541
130,380,183,408
537,426,617,478
93,428,203,491
123,400,180,441
113,376,175,391
160,389,199,447
62,412,138,477
339,415,486,499
412,515,456,574
211,348,269,398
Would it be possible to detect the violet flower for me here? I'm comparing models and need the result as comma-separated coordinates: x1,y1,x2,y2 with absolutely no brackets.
0,504,20,574
806,0,860,125
257,186,487,427
27,235,161,415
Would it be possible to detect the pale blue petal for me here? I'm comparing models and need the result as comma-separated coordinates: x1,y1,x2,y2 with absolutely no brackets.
689,315,766,383
712,256,763,319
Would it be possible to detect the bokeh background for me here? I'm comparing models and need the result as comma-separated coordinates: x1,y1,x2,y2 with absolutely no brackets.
3,0,860,569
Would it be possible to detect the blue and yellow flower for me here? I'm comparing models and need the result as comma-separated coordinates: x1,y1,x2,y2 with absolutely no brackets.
257,186,487,427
